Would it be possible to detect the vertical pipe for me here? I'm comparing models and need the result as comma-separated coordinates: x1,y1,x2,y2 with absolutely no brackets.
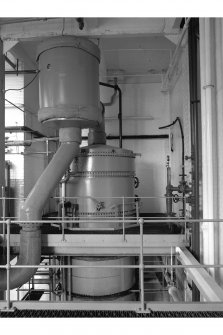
51,256,56,301
6,219,11,310
116,86,123,148
200,18,218,279
0,38,5,301
62,256,66,301
99,82,123,148
2,186,6,252
171,248,174,281
68,256,72,301
139,218,144,311
49,257,52,301
122,196,125,241
17,288,19,301
0,38,5,225
188,18,201,301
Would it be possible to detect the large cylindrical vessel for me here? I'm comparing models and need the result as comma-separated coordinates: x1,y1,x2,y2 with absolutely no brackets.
65,144,136,298
36,36,101,129
66,144,136,229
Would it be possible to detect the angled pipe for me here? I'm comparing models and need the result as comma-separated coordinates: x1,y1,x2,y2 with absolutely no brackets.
0,127,81,290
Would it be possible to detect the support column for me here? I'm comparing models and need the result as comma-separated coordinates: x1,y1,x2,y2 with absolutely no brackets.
0,38,5,301
0,39,5,220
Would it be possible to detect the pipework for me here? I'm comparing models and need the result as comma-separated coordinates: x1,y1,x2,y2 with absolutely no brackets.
0,128,81,291
159,118,192,217
0,36,101,292
165,155,192,218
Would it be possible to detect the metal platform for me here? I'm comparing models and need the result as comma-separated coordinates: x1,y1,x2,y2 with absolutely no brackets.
10,234,187,255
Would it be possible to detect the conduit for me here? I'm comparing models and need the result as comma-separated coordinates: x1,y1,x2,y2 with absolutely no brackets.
0,127,81,290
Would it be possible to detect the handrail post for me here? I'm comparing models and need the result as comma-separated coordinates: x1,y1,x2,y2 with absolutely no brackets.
2,186,6,253
139,217,145,312
6,218,11,310
122,196,126,241
61,194,66,242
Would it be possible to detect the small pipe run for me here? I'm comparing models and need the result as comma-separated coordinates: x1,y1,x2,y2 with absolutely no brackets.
99,82,123,148
159,117,186,217
0,127,81,291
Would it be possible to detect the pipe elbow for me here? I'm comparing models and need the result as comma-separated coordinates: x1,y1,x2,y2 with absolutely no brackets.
0,229,41,291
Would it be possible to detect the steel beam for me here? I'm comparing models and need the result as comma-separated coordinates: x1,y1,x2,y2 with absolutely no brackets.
177,247,223,301
8,234,187,256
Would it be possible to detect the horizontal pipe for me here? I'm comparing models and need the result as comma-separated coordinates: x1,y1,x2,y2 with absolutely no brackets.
1,218,223,224
5,70,39,75
1,264,223,269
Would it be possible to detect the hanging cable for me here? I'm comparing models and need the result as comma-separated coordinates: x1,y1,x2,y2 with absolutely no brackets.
4,70,40,93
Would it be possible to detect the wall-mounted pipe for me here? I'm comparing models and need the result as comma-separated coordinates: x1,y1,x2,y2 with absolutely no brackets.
99,82,123,148
0,127,81,290
159,117,186,217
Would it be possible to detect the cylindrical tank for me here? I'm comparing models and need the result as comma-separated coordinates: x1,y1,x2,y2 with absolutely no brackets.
65,144,136,298
36,36,101,129
71,257,135,297
66,144,136,229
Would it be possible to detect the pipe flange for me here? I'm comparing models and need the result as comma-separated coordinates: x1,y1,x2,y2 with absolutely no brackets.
71,171,135,178
79,152,136,158
78,208,136,217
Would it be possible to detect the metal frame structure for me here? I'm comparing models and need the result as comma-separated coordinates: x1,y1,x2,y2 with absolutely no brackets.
1,195,223,313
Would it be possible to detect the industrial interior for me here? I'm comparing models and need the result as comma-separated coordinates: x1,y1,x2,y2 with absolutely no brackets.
1,17,223,317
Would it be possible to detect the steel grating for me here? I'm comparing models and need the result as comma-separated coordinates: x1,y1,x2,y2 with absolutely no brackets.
1,310,223,317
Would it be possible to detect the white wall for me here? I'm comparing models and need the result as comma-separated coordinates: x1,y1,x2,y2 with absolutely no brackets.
102,82,170,213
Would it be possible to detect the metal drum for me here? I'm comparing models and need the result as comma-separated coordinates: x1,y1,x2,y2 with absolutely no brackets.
36,36,101,129
70,257,135,297
66,144,136,229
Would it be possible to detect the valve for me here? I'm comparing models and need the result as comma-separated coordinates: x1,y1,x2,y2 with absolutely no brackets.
173,194,180,203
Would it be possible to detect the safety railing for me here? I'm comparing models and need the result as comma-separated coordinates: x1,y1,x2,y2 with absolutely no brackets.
1,216,223,313
1,195,223,312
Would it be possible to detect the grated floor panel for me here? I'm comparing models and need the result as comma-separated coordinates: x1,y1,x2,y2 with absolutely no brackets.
1,310,223,317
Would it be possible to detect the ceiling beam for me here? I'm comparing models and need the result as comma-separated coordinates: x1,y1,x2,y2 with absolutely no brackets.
0,18,179,41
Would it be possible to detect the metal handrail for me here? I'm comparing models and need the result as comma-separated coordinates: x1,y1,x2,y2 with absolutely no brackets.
1,218,223,312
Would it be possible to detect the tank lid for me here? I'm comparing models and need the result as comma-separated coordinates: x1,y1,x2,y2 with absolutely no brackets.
36,36,100,62
80,144,136,158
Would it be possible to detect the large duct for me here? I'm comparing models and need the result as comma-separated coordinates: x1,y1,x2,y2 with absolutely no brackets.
0,36,101,291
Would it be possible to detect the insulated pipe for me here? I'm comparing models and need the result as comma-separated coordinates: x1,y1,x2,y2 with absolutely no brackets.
200,18,218,276
0,127,81,290
20,127,81,221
